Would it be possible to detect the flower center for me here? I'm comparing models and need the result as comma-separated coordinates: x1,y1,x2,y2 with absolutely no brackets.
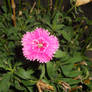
38,43,43,48
32,38,49,52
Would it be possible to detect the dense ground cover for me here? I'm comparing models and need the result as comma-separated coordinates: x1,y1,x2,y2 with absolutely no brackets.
0,0,92,92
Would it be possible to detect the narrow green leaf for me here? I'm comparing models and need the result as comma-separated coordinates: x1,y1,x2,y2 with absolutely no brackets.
15,68,33,79
21,80,36,86
53,24,65,30
54,50,68,58
69,52,83,63
60,27,73,41
0,72,12,92
46,62,56,79
39,64,45,79
14,80,25,91
61,64,81,77
61,78,80,85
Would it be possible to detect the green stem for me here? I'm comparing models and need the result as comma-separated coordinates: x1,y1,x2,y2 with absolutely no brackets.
40,64,45,80
67,5,75,14
38,0,40,9
6,67,15,73
83,67,89,80
7,0,12,13
59,0,63,10
29,80,37,84
48,0,50,11
19,0,22,10
55,0,59,9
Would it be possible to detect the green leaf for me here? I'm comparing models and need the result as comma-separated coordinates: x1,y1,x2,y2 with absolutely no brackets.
53,24,65,31
21,80,36,86
46,62,56,79
41,79,50,84
68,56,83,63
70,71,82,77
42,14,51,27
60,27,73,41
27,87,33,92
69,52,83,63
1,6,7,13
63,16,72,25
61,64,74,74
61,78,80,85
14,80,25,91
15,68,33,79
39,64,45,79
54,50,68,58
86,19,92,25
52,11,62,25
0,57,12,71
0,72,12,92
61,64,81,77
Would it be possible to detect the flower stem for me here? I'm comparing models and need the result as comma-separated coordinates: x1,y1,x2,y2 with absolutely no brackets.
19,0,22,10
7,0,12,13
55,0,59,9
38,0,40,9
59,0,63,10
40,64,45,80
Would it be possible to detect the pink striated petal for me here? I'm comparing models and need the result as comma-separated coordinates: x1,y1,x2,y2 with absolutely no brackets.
21,27,59,63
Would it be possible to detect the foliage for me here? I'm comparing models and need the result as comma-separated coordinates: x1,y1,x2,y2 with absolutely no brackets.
0,0,92,92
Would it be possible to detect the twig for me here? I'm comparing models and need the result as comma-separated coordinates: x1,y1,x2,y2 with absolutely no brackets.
30,2,36,14
11,0,16,26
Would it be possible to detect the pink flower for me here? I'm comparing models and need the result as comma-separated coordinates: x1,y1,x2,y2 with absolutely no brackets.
21,28,59,63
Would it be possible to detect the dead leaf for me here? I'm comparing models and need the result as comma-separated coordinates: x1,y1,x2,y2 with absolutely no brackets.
36,80,54,92
70,86,82,92
59,81,71,92
76,0,92,6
